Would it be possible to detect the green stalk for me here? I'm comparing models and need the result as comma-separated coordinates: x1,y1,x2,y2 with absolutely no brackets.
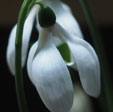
15,0,35,112
79,0,113,112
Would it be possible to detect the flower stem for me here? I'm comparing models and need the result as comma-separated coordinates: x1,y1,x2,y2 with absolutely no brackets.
15,0,35,112
79,0,113,112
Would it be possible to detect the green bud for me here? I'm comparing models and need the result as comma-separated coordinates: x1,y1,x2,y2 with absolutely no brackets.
38,6,56,27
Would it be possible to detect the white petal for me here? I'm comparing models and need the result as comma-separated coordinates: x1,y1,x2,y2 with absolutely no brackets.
21,6,39,65
68,38,100,97
30,28,73,112
6,6,38,75
70,85,93,112
6,25,17,75
54,23,83,45
39,0,83,38
27,42,38,84
54,24,100,97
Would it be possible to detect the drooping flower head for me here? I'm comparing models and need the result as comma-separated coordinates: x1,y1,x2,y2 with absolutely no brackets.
6,0,100,112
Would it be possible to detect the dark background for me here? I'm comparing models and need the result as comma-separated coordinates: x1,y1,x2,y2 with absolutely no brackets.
1,0,113,112
1,26,113,112
0,0,113,26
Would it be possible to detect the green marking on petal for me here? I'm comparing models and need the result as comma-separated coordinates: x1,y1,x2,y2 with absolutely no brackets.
57,43,71,63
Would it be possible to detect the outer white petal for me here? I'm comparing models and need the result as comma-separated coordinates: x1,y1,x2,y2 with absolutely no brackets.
55,24,100,97
27,42,38,84
30,28,73,112
6,6,38,75
6,25,17,75
68,37,100,97
40,0,83,38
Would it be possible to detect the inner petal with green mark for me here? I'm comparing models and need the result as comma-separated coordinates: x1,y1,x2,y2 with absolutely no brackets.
57,42,72,63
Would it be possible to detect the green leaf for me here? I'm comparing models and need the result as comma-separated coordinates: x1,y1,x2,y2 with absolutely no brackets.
57,43,71,63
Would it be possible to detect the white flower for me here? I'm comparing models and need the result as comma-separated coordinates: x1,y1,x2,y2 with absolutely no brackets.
6,0,100,112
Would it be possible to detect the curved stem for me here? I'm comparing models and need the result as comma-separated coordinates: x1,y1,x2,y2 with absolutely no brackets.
15,0,35,112
35,1,46,8
79,0,113,112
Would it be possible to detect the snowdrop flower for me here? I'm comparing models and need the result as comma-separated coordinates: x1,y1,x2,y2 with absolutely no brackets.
6,0,100,112
26,22,100,111
6,0,83,75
